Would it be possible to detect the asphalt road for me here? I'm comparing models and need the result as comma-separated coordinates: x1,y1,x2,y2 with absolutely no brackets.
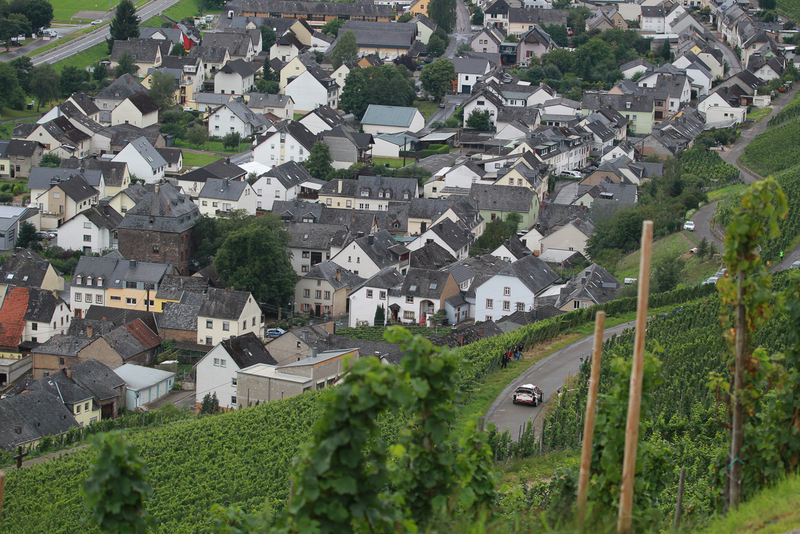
0,25,85,63
486,320,637,440
25,0,182,67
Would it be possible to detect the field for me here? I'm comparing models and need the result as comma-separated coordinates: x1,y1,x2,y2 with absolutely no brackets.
52,0,121,22
163,0,218,22
181,151,223,167
52,42,108,73
171,138,239,154
778,0,800,22
746,107,772,122
413,99,438,120
372,157,405,168
611,231,721,285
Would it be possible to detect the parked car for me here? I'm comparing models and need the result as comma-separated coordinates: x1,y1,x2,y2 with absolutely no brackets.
267,327,286,337
512,384,543,406
560,170,582,179
90,19,103,25
683,221,695,231
702,276,720,285
792,261,800,269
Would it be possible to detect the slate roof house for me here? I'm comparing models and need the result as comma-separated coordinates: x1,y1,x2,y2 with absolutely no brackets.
197,287,264,346
330,229,411,278
361,105,426,135
553,263,621,311
287,222,350,275
318,175,419,211
110,93,160,128
470,184,539,231
31,334,93,379
95,74,150,117
117,183,200,275
177,158,247,197
474,254,560,322
408,218,472,260
386,268,460,326
320,125,374,170
214,59,257,95
334,20,417,56
109,39,169,76
111,136,167,184
295,261,364,318
0,249,64,291
77,319,162,369
252,161,316,211
0,389,80,449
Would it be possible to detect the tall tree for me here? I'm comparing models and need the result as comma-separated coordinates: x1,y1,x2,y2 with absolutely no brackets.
427,33,445,57
22,0,53,31
185,123,207,148
16,221,39,250
0,62,20,108
60,65,88,96
214,215,297,310
148,70,177,112
114,50,137,77
331,29,358,69
29,63,59,110
108,0,140,53
303,141,333,180
428,0,456,33
420,58,455,101
8,12,29,36
170,42,187,56
339,68,368,118
0,18,21,51
259,25,276,49
10,56,32,92
320,17,344,38
465,109,492,131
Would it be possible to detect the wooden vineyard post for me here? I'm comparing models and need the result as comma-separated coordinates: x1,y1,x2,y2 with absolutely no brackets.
617,221,654,534
0,471,5,526
577,310,606,527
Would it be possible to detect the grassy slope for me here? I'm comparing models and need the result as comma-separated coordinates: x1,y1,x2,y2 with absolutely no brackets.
52,0,122,21
700,476,800,534
777,0,800,21
612,231,721,284
52,42,108,72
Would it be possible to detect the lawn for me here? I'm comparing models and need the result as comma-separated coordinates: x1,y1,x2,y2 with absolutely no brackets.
372,157,405,168
613,231,721,285
163,0,220,22
172,138,239,154
181,152,223,167
0,105,52,119
707,182,747,203
413,99,438,120
141,15,168,28
0,123,13,139
52,42,108,73
746,107,772,122
52,0,121,22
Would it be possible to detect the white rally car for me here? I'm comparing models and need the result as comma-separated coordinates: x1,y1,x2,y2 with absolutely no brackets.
512,384,544,407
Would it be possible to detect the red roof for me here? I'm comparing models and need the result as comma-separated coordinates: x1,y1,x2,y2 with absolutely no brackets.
0,287,30,347
124,319,162,350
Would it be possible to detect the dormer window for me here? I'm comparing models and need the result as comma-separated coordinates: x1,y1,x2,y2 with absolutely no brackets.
360,190,369,197
403,193,409,199
378,191,384,198
97,277,103,287
76,276,82,285
86,277,93,286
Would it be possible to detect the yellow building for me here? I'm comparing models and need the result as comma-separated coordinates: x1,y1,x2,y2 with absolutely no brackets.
408,0,430,17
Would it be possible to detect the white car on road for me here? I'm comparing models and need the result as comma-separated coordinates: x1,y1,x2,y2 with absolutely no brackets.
512,384,543,407
683,221,695,231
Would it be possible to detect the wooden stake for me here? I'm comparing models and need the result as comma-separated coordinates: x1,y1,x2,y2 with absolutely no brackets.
617,220,654,534
0,471,5,526
730,271,746,510
674,467,686,531
577,311,606,527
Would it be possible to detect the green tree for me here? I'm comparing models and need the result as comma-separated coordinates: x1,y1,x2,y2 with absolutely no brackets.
471,6,484,25
303,141,333,180
108,0,140,53
470,214,520,255
0,17,21,51
82,432,153,534
696,236,710,259
9,55,32,92
222,131,241,150
420,58,455,101
114,50,137,77
427,33,446,57
259,24,276,49
374,304,385,326
758,0,776,9
320,17,345,37
170,42,187,56
214,215,297,310
59,65,88,96
16,221,38,249
545,23,568,47
148,70,177,112
339,67,368,118
29,63,59,111
22,0,53,31
331,29,358,69
465,109,492,130
39,152,60,167
185,123,207,148
92,61,108,82
542,48,575,74
0,62,20,108
428,0,456,32
651,251,685,293
660,38,671,60
8,12,29,36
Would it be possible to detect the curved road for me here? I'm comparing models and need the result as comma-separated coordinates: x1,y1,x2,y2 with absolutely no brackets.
486,321,636,440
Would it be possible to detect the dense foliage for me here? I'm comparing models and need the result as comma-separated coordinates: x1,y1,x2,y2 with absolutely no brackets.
107,0,140,54
741,119,800,176
335,325,452,341
339,63,416,119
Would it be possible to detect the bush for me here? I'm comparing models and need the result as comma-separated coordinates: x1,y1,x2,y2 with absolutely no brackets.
0,192,13,203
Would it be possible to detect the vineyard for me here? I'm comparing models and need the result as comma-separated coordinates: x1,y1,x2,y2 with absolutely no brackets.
680,146,740,186
740,120,800,176
335,325,452,341
767,89,800,127
1,391,407,533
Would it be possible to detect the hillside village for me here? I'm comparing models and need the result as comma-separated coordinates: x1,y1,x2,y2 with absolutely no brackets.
0,0,797,464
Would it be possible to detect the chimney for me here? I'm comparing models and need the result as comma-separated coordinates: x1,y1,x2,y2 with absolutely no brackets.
155,184,160,194
478,327,484,337
129,260,136,268
336,268,341,282
458,334,463,346
302,330,308,341
87,325,93,338
337,180,342,194
65,369,72,378
580,202,585,210
368,235,373,245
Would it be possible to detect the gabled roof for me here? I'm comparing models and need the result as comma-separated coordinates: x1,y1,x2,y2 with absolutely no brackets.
218,332,277,368
470,184,534,213
352,229,408,270
73,252,170,289
198,177,250,201
68,93,101,116
24,287,65,323
118,182,199,234
70,359,127,401
26,370,94,405
322,125,374,150
319,208,377,234
54,174,98,202
0,286,29,347
188,45,230,63
114,363,175,391
246,92,293,109
273,200,324,223
258,121,317,152
115,136,166,171
397,267,452,299
320,175,418,201
302,261,364,291
218,58,256,78
555,263,620,308
60,158,128,187
156,147,183,165
350,267,404,294
337,20,416,50
180,158,247,183
198,287,255,320
299,105,348,130
361,105,421,128
110,39,168,64
124,93,160,116
32,334,93,356
158,300,201,331
500,254,560,295
102,124,163,148
287,222,350,250
0,249,58,288
264,160,314,189
6,139,41,156
426,218,471,252
0,390,79,449
409,242,456,270
453,57,491,75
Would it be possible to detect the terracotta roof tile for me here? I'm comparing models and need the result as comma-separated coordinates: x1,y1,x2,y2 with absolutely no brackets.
124,319,162,350
0,287,30,347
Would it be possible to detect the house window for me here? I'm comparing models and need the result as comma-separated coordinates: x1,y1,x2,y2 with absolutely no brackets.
206,320,213,328
86,294,92,303
303,289,310,297
252,317,256,326
74,293,82,302
485,315,492,321
110,296,121,301
315,290,322,299
231,396,237,405
503,301,510,311
324,305,330,313
302,265,309,272
223,322,230,331
486,299,493,309
83,234,91,242
367,289,373,298
503,287,511,296
346,200,352,207
126,281,136,289
220,359,226,367
206,337,213,344
517,302,525,311
379,291,386,299
126,298,136,305
324,291,331,299
202,201,208,206
326,198,332,205
302,251,310,258
406,296,414,303
153,245,159,253
403,311,415,319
